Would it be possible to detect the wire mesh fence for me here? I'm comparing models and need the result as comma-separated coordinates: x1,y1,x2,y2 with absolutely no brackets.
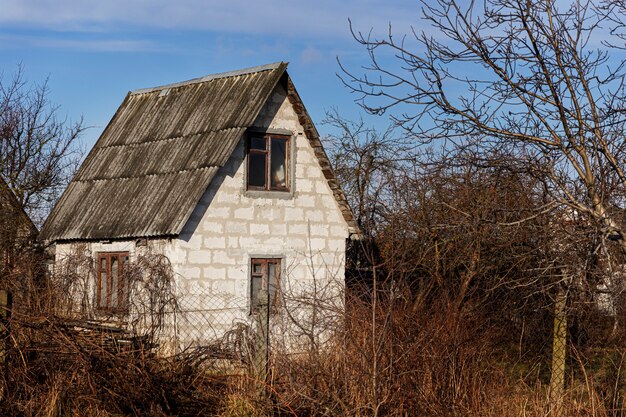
150,290,256,359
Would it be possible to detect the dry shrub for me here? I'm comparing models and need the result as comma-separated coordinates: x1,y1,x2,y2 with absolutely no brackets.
1,313,229,417
266,292,626,417
268,293,494,417
0,250,232,417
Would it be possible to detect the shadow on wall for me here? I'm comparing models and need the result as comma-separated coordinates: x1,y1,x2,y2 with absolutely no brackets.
178,138,244,243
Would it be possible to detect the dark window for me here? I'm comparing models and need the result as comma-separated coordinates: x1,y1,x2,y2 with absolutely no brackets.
250,258,281,313
97,252,129,311
247,134,289,191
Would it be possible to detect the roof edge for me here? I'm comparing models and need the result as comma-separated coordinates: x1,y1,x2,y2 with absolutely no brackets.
131,62,287,95
283,76,360,236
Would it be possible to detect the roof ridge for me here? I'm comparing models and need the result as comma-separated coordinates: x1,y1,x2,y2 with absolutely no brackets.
131,62,287,95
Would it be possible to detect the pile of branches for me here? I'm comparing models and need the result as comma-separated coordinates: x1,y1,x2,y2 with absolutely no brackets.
1,312,229,417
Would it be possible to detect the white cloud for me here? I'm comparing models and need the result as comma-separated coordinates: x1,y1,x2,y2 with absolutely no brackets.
0,34,160,52
0,0,420,39
300,45,323,64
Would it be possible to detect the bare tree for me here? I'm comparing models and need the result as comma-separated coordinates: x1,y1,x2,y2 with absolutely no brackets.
341,0,626,254
0,66,84,225
323,110,409,237
340,0,626,411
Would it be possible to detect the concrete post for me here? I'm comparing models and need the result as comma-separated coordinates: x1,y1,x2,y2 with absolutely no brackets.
549,287,567,417
254,289,269,388
0,290,12,401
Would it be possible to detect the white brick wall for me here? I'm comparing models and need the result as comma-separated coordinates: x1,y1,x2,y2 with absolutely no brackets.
54,83,351,351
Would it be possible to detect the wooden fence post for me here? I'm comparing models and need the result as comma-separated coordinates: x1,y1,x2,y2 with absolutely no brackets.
0,290,12,401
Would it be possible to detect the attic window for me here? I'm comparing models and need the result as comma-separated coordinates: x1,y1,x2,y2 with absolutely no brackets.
247,134,289,191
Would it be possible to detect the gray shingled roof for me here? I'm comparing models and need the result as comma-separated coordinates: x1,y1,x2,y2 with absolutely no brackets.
40,62,357,242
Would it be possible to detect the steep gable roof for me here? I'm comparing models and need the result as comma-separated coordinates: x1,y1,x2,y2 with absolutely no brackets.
40,62,357,242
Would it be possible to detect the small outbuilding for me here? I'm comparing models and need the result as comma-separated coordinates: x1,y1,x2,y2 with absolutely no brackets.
40,62,357,349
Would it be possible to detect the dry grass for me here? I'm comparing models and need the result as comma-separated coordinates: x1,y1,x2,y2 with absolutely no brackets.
1,294,626,416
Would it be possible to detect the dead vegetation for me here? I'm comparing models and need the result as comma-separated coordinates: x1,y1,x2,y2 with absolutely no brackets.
2,247,626,416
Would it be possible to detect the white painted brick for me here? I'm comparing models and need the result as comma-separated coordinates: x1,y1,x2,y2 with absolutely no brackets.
204,236,226,249
250,223,270,234
257,207,282,222
307,166,322,178
239,236,259,247
234,207,255,220
202,221,225,233
227,266,245,280
296,136,310,149
212,280,235,294
179,266,201,279
207,206,231,219
225,221,248,234
297,179,313,193
314,180,330,194
310,224,329,237
288,223,308,235
220,176,241,190
188,251,211,265
235,279,249,295
297,150,313,165
296,164,307,177
165,245,186,264
186,279,208,294
330,225,348,237
328,239,347,252
326,209,343,224
216,190,240,204
182,234,202,251
203,267,226,280
297,195,316,207
271,223,287,235
212,250,236,265
265,237,286,247
227,236,240,249
309,238,327,251
286,237,306,249
319,194,338,209
285,207,304,221
305,209,325,222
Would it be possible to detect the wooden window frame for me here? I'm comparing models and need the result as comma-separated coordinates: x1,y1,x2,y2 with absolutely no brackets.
250,258,281,314
96,252,129,312
246,134,290,192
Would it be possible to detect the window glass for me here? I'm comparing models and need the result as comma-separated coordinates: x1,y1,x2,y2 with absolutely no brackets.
111,257,118,307
99,270,108,308
270,138,287,189
250,137,266,150
247,134,290,191
250,258,281,314
248,153,266,188
251,275,263,307
97,253,129,311
268,262,278,302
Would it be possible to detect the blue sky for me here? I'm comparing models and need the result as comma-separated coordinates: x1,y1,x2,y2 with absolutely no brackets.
0,0,421,149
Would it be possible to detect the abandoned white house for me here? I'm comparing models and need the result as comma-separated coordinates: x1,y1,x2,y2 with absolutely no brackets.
39,62,357,348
